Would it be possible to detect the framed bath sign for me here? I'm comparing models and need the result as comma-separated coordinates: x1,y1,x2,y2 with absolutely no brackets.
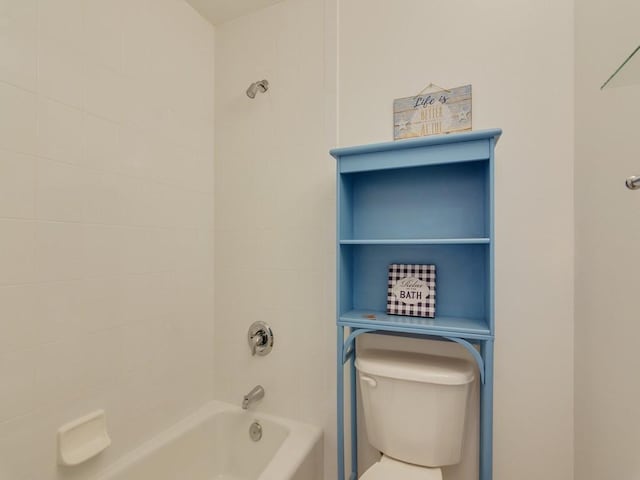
387,264,436,318
393,84,472,139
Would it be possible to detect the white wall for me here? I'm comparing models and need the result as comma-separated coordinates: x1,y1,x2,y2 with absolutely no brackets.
338,1,574,480
0,1,215,478
574,1,640,478
213,0,336,478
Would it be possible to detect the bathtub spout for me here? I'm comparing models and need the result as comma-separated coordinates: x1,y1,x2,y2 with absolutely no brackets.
242,385,264,410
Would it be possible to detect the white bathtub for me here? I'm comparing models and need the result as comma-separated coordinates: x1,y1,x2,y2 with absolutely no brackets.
96,400,323,480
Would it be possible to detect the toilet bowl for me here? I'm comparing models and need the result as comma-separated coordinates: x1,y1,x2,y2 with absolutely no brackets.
360,455,443,480
355,349,474,480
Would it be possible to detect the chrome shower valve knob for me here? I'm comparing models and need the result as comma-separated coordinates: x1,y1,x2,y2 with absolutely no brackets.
247,321,274,356
625,175,640,190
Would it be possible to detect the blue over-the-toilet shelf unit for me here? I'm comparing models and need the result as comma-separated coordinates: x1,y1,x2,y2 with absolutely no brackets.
330,128,502,480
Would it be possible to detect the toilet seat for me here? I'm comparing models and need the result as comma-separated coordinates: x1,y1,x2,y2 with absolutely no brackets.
359,455,443,480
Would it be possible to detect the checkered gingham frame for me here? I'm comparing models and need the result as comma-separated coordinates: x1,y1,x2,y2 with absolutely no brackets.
387,264,436,318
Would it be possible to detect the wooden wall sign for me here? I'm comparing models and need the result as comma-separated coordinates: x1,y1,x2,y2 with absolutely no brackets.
393,84,472,140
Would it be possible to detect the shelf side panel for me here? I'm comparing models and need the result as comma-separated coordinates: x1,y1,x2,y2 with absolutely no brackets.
352,244,488,321
488,139,496,334
338,174,353,240
349,162,489,240
338,245,354,315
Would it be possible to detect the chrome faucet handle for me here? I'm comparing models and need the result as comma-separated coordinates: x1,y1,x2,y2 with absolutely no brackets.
250,334,264,356
247,322,274,356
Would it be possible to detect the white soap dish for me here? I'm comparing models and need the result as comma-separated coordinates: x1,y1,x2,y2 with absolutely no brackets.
57,410,111,466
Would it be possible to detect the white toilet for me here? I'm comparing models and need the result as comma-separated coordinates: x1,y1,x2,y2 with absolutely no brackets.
355,349,475,480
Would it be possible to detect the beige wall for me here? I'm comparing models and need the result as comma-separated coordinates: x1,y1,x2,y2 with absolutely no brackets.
574,1,640,479
213,0,336,478
338,1,574,480
0,1,215,478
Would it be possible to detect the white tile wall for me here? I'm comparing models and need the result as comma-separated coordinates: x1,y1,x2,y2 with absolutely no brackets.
0,0,215,478
0,0,39,92
37,43,85,108
0,82,38,154
83,113,120,171
35,158,86,222
84,0,125,72
37,98,84,164
0,219,36,285
0,149,36,218
214,1,335,479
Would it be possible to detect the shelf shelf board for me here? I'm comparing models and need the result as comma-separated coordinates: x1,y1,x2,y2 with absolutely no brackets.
338,309,491,338
339,238,490,245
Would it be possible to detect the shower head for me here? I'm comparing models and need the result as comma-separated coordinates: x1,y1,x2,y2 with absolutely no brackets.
246,79,269,98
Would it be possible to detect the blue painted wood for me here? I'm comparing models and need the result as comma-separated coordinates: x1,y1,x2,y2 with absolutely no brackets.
340,238,490,245
338,141,490,173
338,171,354,317
351,244,488,320
340,310,490,337
350,350,358,479
489,138,496,334
339,323,492,343
337,167,347,480
338,246,354,314
333,128,501,480
343,347,354,363
347,162,489,239
330,128,502,159
337,326,345,480
339,174,354,240
343,328,375,363
480,340,494,480
340,327,488,385
444,336,486,384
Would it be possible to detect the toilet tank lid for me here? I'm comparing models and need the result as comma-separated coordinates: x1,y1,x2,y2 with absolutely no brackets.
355,349,475,385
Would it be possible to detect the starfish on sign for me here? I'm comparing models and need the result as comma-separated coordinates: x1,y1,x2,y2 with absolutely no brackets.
396,119,409,130
457,109,470,122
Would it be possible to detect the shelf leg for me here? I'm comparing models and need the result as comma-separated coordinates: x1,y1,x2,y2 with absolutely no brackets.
480,339,494,480
350,340,358,480
337,326,345,480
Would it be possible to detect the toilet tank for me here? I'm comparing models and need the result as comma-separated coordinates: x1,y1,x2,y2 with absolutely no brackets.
355,349,475,467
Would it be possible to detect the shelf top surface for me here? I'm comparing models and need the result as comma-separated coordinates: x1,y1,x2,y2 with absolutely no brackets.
339,309,492,338
330,128,502,159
